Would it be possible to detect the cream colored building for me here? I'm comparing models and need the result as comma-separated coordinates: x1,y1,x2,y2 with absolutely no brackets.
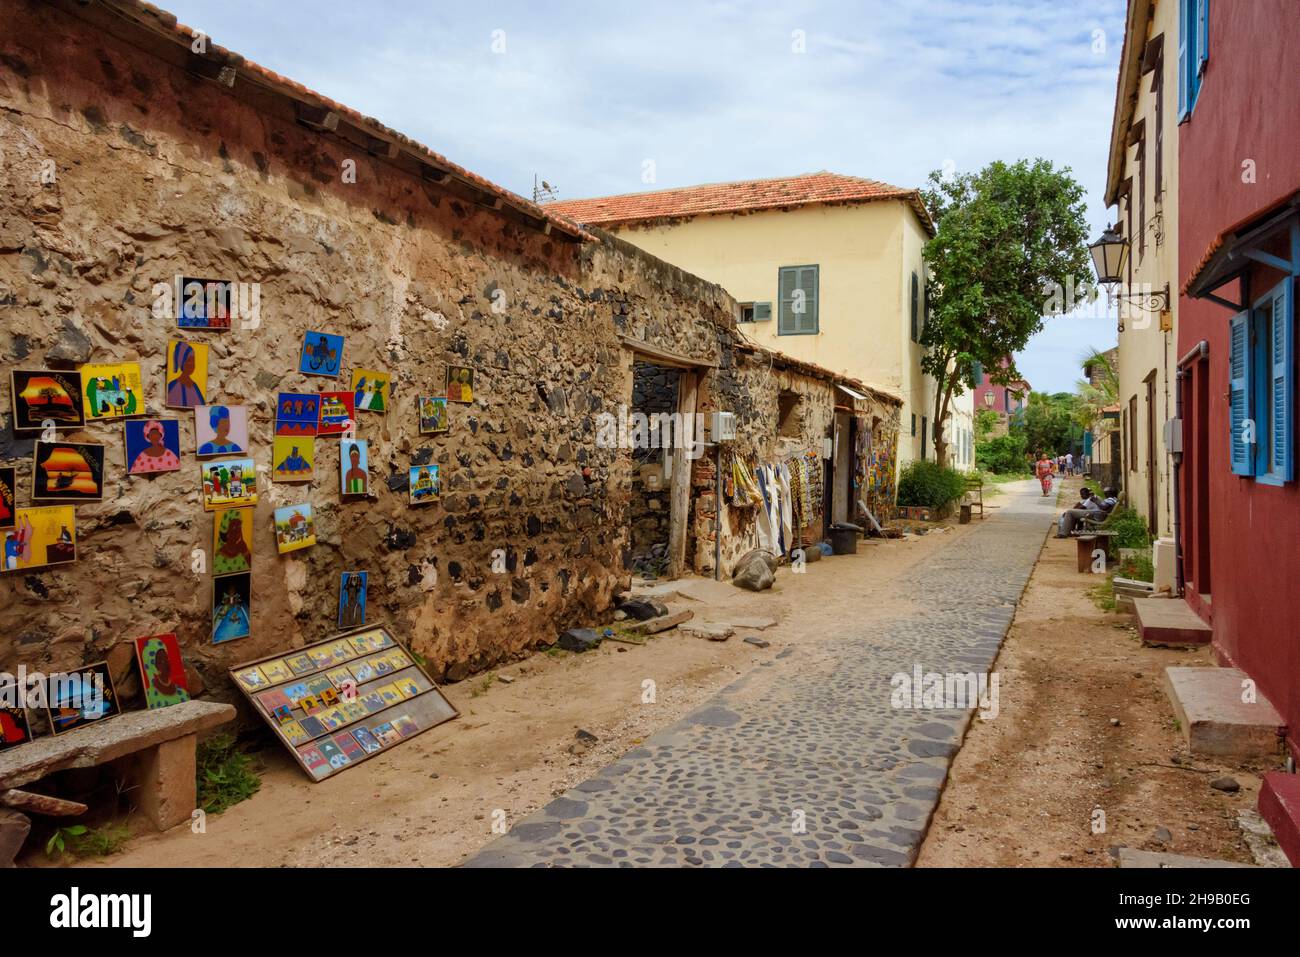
1104,0,1180,538
548,172,943,469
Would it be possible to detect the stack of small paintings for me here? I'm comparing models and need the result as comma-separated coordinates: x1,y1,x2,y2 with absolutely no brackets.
32,442,105,502
134,633,191,709
3,505,76,572
44,662,121,735
228,625,457,781
124,419,182,475
409,464,440,505
273,503,316,554
10,370,85,434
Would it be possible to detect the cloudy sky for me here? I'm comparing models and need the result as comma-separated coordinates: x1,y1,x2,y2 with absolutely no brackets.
166,0,1127,392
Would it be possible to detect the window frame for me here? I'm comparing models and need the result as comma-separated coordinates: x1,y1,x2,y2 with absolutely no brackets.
1250,278,1295,486
777,265,819,336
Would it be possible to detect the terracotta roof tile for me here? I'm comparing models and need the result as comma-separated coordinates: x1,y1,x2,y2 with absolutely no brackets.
546,172,935,235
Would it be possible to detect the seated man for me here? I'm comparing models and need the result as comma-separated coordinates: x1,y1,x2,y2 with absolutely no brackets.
1057,487,1102,537
1096,486,1119,515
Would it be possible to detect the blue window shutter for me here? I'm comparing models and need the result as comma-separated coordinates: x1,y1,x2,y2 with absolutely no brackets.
1270,279,1294,481
1196,0,1209,77
1178,0,1190,118
1229,310,1254,475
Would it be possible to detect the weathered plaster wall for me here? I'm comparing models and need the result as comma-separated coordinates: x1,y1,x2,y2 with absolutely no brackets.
0,0,741,703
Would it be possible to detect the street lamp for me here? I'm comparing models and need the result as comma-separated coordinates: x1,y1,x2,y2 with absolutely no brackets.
1088,226,1170,320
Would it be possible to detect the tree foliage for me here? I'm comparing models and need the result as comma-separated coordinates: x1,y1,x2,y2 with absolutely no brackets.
919,159,1091,465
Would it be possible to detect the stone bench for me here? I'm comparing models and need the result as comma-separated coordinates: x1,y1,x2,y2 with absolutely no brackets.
0,700,234,863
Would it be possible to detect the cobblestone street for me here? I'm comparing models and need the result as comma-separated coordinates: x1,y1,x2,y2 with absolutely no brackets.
466,480,1053,867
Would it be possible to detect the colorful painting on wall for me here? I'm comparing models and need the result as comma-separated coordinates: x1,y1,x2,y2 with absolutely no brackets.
274,503,316,553
0,678,32,752
32,441,106,503
351,368,390,413
44,662,120,735
213,506,254,575
228,625,458,782
316,391,355,436
299,331,344,378
10,369,85,435
274,392,319,437
212,572,252,643
134,633,191,709
177,277,233,330
272,436,315,483
418,395,449,434
3,506,76,572
340,440,368,496
81,362,144,421
124,419,182,475
408,464,440,505
164,340,209,408
201,458,258,511
195,404,249,457
0,468,15,531
338,571,367,629
446,366,474,404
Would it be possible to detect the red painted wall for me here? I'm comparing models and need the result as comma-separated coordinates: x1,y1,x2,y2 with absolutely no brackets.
1177,0,1300,758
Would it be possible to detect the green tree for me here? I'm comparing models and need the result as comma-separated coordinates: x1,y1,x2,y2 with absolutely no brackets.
1075,346,1119,430
1020,391,1083,456
919,159,1091,466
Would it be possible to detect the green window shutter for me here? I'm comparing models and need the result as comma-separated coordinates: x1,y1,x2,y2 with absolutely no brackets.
1229,309,1254,476
778,267,798,334
1269,279,1294,481
778,266,818,334
753,302,772,322
910,272,919,342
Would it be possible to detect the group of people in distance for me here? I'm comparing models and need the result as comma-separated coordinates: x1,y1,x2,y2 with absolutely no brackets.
1032,450,1120,536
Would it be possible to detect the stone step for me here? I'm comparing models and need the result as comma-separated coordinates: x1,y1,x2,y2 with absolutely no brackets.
1135,597,1212,646
1258,772,1300,867
1117,847,1255,868
1163,666,1285,759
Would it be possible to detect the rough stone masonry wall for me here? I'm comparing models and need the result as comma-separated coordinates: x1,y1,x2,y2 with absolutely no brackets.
0,0,739,704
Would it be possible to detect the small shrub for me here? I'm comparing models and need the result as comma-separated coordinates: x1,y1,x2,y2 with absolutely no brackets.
1103,505,1152,550
975,432,1030,474
897,460,968,511
1117,549,1155,583
196,733,262,815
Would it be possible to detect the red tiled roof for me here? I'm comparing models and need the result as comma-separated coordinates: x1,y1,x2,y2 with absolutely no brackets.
88,0,588,241
546,172,935,235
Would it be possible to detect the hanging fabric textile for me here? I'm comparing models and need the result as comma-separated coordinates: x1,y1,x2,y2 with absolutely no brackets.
731,453,762,508
777,463,794,554
753,464,778,554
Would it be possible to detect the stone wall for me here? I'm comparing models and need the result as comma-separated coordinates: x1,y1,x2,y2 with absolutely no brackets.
0,0,743,702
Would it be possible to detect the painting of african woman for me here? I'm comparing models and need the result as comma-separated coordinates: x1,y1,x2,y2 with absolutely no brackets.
133,633,191,709
212,506,254,575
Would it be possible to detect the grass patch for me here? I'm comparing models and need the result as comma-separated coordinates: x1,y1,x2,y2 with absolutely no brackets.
44,821,132,859
196,733,262,815
1089,576,1119,613
470,674,495,698
544,646,567,659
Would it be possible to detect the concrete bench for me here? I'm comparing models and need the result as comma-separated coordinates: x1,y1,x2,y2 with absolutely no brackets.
0,700,234,863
